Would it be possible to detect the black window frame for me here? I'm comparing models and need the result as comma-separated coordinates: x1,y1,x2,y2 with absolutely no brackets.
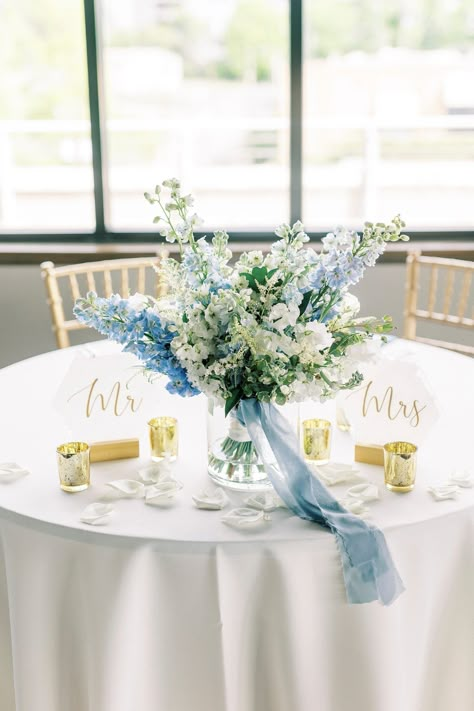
0,0,473,246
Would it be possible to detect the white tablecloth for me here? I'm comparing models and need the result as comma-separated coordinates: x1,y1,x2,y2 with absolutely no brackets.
0,340,473,711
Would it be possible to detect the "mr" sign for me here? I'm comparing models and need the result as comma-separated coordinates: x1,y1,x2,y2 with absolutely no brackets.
54,353,167,440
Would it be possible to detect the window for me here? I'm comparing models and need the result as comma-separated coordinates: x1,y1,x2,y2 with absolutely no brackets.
0,0,473,241
303,0,474,231
101,0,289,230
0,0,94,232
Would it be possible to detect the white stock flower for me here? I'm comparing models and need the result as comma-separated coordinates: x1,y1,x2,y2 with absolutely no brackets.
274,224,290,239
253,329,275,355
341,340,381,377
338,293,360,315
248,251,264,266
304,321,334,350
127,293,149,311
268,302,299,331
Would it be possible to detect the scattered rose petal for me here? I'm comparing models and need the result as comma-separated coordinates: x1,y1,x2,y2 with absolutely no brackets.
222,507,268,529
80,502,114,525
138,459,174,484
427,484,460,501
342,498,371,517
0,462,30,483
314,463,367,486
244,492,286,512
192,487,229,510
449,470,473,488
145,479,183,506
345,482,379,502
106,479,145,498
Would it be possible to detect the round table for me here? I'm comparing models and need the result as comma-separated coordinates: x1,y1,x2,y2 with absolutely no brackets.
0,340,473,711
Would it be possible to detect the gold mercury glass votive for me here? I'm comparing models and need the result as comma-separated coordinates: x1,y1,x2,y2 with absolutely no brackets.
148,416,178,462
301,418,332,464
383,441,417,492
56,442,90,492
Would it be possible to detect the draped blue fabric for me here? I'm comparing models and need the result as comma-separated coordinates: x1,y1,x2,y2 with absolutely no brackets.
238,399,405,606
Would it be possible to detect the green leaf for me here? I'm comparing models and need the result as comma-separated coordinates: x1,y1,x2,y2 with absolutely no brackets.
251,266,268,284
241,272,258,291
225,389,242,417
153,216,160,224
299,290,313,316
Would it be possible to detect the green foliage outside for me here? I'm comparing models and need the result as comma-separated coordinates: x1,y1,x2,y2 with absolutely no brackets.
1,0,473,167
307,0,474,57
0,0,88,119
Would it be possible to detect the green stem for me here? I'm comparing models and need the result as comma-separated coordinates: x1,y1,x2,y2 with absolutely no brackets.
156,195,184,257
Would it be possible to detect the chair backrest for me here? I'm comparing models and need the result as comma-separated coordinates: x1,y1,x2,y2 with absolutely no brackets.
403,251,474,356
41,254,168,349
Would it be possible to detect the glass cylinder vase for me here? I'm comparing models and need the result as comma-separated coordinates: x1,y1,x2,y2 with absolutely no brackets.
207,400,299,491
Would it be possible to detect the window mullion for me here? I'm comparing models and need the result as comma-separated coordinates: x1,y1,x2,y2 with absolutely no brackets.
290,0,303,224
83,0,108,239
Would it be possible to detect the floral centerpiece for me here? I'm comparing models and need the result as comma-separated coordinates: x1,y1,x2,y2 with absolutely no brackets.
74,178,408,606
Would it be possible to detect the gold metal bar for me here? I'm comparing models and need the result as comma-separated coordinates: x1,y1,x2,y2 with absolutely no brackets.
121,268,129,296
69,273,81,302
457,271,472,319
427,266,438,315
103,270,113,297
86,271,96,292
403,252,420,340
442,269,455,316
137,266,146,293
89,438,140,463
411,310,474,328
354,443,384,466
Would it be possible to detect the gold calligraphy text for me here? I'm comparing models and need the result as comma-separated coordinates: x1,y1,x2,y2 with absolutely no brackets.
361,380,426,427
67,373,144,418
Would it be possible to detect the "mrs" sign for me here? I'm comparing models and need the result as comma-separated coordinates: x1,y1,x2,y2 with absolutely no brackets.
342,360,439,446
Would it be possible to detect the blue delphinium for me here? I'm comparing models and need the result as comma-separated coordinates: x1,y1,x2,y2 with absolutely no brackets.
73,293,199,397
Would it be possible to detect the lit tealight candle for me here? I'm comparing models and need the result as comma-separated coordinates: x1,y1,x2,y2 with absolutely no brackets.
301,418,332,465
56,442,90,492
383,441,417,492
148,417,178,462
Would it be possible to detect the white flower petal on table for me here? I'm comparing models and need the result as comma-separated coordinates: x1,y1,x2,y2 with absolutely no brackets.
192,487,229,510
145,479,183,506
341,498,371,518
314,462,367,486
222,507,269,529
427,484,460,501
449,470,473,488
80,502,114,525
244,492,286,512
138,459,175,485
0,462,30,483
345,482,379,503
106,480,146,498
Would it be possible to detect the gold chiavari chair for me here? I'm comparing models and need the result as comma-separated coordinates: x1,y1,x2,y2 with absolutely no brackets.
41,254,168,349
403,252,474,356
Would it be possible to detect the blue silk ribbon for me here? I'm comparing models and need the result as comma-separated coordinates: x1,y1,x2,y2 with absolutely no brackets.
238,399,405,606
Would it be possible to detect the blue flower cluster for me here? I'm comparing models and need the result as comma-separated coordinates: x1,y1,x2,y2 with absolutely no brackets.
323,252,365,290
182,242,231,294
73,293,199,397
